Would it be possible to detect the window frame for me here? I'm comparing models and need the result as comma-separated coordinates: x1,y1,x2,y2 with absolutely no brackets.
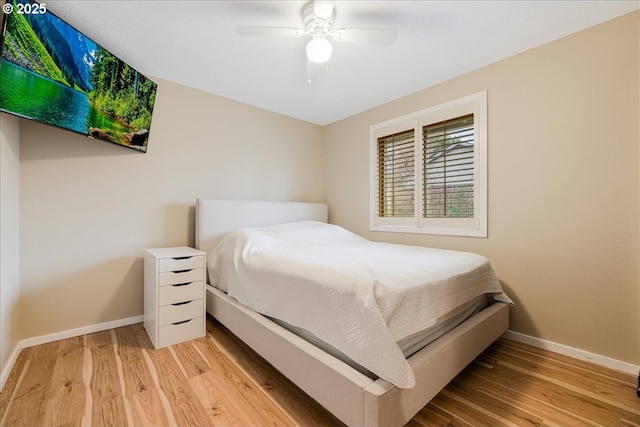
369,91,488,237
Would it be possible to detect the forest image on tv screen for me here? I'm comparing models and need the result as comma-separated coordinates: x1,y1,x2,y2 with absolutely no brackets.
0,0,157,152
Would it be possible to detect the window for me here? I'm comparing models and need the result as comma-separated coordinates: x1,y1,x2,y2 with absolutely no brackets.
370,91,487,237
377,129,415,218
423,114,474,219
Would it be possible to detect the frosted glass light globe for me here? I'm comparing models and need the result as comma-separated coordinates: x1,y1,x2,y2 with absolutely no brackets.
306,37,333,64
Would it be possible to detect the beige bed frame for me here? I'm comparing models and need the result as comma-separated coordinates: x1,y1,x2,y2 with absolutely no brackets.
195,198,509,427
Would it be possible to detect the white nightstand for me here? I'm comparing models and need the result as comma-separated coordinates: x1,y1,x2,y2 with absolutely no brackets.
144,246,206,348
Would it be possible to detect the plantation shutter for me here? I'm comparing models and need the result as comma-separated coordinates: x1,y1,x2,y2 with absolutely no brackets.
423,114,474,218
377,129,415,217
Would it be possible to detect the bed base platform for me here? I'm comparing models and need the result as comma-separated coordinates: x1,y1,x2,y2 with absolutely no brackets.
206,284,509,427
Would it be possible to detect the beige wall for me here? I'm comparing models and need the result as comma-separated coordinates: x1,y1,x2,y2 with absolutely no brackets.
0,114,21,378
10,11,640,368
324,12,640,365
19,79,324,338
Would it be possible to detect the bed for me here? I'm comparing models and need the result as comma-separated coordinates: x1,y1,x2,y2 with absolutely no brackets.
195,198,510,427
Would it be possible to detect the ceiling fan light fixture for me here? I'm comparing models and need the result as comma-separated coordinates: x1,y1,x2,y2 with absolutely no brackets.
306,37,333,63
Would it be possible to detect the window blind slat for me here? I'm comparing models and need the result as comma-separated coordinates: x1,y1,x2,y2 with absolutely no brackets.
423,114,474,219
377,129,415,218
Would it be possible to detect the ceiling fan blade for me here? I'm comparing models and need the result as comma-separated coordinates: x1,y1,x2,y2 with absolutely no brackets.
236,25,305,38
334,28,397,45
313,1,335,20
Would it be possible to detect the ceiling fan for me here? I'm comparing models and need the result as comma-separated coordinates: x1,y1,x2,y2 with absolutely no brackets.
236,1,398,64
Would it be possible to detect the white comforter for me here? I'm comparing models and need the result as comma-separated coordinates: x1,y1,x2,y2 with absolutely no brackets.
207,221,512,388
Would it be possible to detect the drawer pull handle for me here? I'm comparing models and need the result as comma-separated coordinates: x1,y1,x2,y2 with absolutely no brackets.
172,282,192,287
172,300,192,306
174,269,192,274
172,319,191,326
172,256,192,260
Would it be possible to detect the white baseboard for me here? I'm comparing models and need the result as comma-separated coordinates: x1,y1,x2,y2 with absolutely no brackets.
503,330,640,376
0,315,143,389
19,315,144,349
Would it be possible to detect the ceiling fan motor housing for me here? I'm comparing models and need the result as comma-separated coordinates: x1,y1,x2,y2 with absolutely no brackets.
303,2,335,40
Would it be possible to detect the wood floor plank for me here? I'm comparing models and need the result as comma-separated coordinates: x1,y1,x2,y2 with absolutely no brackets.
0,351,26,424
85,330,114,349
430,391,504,426
481,345,599,392
113,325,156,398
207,317,344,426
192,336,298,426
2,320,638,427
493,340,640,411
462,364,597,427
479,352,640,424
20,340,62,361
469,357,633,426
445,373,543,427
89,343,128,427
620,417,640,427
471,363,601,426
42,347,86,427
57,336,85,356
170,341,212,378
188,369,261,426
499,339,634,383
126,387,171,427
132,323,155,349
410,403,460,427
1,356,56,426
80,347,92,427
146,346,215,427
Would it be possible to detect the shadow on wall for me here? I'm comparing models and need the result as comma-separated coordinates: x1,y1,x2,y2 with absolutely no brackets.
159,203,196,249
497,278,540,340
20,256,144,339
20,121,143,160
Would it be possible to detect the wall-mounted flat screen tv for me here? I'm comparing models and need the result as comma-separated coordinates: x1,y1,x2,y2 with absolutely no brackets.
0,0,157,152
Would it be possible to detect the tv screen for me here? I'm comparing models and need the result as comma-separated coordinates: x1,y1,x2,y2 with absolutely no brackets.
0,0,157,152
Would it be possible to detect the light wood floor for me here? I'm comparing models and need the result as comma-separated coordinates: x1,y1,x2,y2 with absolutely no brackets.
1,315,639,427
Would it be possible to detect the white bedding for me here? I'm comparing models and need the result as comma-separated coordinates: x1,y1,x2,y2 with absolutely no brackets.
207,221,512,388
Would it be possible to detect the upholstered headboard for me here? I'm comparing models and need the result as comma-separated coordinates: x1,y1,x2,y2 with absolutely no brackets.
195,198,328,257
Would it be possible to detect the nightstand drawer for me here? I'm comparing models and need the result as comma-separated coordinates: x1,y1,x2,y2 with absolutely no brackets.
159,256,203,273
159,268,203,286
158,317,204,347
158,299,204,326
159,281,203,305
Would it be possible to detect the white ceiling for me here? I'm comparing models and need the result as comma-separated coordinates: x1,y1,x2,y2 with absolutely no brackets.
45,1,639,126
